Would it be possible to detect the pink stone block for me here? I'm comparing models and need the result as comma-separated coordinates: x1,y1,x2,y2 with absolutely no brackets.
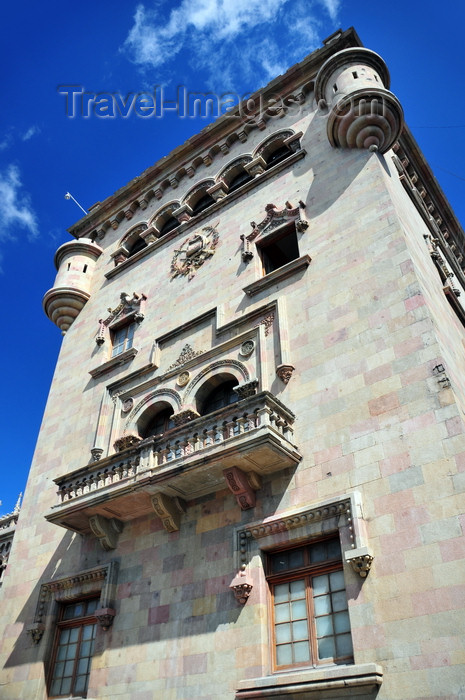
324,327,348,348
183,653,207,675
410,651,451,671
369,392,400,416
314,445,342,464
394,335,424,359
380,451,411,477
404,294,426,311
439,536,465,562
364,363,393,386
148,605,170,624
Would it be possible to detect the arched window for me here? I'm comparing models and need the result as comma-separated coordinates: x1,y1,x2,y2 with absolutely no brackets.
138,403,175,439
158,216,179,236
191,192,215,215
200,379,239,415
265,144,292,169
228,169,253,192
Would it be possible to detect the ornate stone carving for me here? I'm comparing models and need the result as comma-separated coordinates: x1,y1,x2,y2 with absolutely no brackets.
346,553,374,578
27,623,45,644
151,493,186,532
229,568,254,604
276,364,295,384
242,201,307,261
121,397,134,413
168,343,205,370
234,379,259,399
239,340,255,357
95,607,116,630
96,292,147,345
90,447,103,462
113,434,141,452
170,224,220,280
172,409,200,426
177,371,190,387
223,466,260,510
89,515,123,551
257,313,275,337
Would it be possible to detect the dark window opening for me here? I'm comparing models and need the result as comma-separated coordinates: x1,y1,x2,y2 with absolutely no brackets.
201,379,239,415
127,237,148,257
265,145,292,169
228,170,253,192
83,264,88,273
258,225,299,275
192,193,215,215
143,408,175,438
158,216,179,237
352,71,358,79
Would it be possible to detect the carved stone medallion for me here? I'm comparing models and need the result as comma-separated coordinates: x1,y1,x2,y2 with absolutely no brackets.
170,223,219,280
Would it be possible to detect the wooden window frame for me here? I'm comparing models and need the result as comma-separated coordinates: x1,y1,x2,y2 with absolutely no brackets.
47,597,99,698
111,321,136,358
266,535,353,672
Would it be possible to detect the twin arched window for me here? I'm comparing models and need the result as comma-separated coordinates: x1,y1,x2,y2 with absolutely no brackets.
137,377,239,439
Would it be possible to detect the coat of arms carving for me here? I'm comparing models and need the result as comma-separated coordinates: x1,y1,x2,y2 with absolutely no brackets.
170,223,219,280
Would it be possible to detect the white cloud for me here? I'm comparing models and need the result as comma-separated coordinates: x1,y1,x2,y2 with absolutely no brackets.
22,125,41,141
0,165,39,242
123,0,342,88
0,132,14,151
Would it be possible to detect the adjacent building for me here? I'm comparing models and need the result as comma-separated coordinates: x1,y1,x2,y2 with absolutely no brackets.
1,27,465,700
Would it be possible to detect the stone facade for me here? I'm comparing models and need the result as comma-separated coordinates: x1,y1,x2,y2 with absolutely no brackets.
1,27,465,700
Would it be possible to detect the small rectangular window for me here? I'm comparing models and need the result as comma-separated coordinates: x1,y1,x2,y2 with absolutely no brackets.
257,225,299,275
49,598,99,698
267,537,353,670
111,322,135,358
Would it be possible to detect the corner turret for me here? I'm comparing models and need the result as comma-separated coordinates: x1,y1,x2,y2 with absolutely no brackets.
43,238,103,334
315,47,404,153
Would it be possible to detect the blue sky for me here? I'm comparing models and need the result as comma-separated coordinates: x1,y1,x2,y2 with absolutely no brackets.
1,1,465,514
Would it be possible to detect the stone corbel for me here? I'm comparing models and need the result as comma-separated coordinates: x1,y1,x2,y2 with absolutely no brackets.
244,156,266,177
345,547,374,578
89,515,123,551
240,234,254,262
140,226,158,244
283,131,303,153
234,379,259,399
230,567,254,604
207,181,229,201
151,492,186,532
95,607,116,630
171,409,200,426
111,246,129,267
27,623,45,644
172,203,193,223
276,363,295,384
223,467,261,510
113,434,141,452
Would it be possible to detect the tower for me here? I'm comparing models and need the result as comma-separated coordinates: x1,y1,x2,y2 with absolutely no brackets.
1,27,464,700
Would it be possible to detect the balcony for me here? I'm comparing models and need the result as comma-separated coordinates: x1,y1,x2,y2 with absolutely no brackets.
46,391,301,537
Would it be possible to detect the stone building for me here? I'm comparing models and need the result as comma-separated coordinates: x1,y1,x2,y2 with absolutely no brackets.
1,26,465,700
0,495,21,587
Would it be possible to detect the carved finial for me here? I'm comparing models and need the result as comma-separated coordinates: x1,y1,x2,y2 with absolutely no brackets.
95,607,116,630
348,554,374,578
14,493,22,513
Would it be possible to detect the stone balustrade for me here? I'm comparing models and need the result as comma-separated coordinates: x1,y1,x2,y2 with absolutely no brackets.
48,392,300,534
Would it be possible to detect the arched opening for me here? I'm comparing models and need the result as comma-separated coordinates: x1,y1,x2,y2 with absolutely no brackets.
191,192,215,215
199,378,239,416
126,235,147,257
265,144,292,169
228,168,253,192
138,402,175,439
158,216,179,237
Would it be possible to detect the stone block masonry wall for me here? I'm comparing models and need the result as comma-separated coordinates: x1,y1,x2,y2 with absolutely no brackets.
1,50,465,699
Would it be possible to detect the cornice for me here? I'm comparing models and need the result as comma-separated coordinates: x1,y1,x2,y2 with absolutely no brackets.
67,28,362,241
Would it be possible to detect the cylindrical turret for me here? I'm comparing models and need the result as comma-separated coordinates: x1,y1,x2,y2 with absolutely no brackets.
315,47,404,154
43,238,103,334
